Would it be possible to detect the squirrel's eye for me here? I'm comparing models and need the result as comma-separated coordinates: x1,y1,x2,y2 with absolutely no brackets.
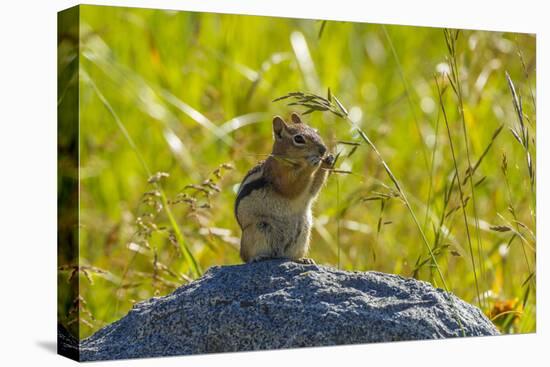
293,135,306,145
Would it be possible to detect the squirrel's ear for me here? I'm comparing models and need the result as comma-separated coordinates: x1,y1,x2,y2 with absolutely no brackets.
272,116,287,139
290,112,302,124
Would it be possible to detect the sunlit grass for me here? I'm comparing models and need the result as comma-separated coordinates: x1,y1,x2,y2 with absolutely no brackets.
58,5,536,338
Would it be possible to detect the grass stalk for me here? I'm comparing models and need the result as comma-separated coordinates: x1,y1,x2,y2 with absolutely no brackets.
424,104,442,231
514,40,536,115
83,70,202,278
336,175,341,269
343,115,449,291
275,90,449,290
382,25,430,172
354,125,449,289
505,72,536,225
443,29,486,309
501,158,534,286
434,76,480,306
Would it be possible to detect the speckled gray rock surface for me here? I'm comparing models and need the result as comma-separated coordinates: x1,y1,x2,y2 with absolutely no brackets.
80,260,498,361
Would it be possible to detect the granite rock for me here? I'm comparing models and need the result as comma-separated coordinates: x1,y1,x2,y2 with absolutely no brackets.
80,259,498,361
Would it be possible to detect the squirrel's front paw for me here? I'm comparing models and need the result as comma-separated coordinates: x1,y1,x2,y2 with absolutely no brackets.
322,154,335,167
307,155,322,166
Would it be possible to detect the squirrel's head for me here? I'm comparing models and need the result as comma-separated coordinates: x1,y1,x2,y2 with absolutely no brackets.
271,113,328,166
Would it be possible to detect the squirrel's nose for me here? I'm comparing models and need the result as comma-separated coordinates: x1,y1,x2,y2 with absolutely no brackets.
318,145,327,156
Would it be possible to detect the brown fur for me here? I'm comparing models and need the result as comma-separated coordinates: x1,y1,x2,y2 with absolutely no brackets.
263,157,317,199
235,113,333,263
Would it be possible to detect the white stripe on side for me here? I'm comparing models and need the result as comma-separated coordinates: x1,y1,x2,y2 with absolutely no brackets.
237,167,264,195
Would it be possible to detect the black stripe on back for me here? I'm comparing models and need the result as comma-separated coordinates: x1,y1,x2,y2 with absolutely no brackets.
234,177,269,227
237,162,263,192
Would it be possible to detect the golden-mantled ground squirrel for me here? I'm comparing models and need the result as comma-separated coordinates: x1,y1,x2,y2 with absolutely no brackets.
235,113,334,264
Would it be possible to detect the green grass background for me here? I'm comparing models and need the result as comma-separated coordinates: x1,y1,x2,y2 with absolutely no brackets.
59,5,536,338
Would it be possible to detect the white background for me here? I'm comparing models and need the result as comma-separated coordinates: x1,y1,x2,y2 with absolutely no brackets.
0,0,546,365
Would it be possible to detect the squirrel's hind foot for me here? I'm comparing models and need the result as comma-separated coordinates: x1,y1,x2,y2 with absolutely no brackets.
248,256,316,265
249,255,273,263
294,257,316,265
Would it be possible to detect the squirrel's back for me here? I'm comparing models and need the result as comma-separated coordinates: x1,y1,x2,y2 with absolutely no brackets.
234,161,268,228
